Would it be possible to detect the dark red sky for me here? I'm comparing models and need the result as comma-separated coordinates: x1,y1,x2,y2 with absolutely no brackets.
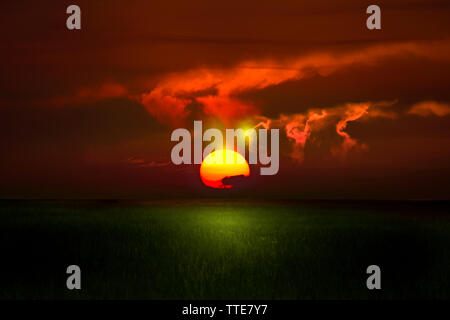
1,0,450,199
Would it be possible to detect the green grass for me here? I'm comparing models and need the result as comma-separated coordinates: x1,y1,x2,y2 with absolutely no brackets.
0,199,449,299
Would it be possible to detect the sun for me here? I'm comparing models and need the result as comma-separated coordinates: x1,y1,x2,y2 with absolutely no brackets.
200,149,250,189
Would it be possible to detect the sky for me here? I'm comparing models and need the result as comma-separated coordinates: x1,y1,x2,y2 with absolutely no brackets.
1,0,450,199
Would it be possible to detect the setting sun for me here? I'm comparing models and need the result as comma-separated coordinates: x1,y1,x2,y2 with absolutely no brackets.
200,149,250,189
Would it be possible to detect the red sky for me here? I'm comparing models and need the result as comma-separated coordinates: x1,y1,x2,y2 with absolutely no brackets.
1,0,450,199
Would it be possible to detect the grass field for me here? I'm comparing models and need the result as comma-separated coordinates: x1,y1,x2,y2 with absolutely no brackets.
0,199,449,299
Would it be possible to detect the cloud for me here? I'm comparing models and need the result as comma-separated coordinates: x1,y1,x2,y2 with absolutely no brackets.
136,40,450,127
37,40,450,166
196,95,258,125
139,88,191,127
283,111,327,162
124,157,170,168
333,104,369,156
46,83,128,107
408,101,450,117
256,100,397,163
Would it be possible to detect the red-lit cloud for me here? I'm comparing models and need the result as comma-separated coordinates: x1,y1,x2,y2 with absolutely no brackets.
334,104,369,157
283,111,327,162
258,101,397,163
136,40,450,128
196,96,258,126
409,101,450,117
46,83,128,107
37,39,450,168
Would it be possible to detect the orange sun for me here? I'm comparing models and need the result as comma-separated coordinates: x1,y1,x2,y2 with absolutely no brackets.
200,149,250,189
